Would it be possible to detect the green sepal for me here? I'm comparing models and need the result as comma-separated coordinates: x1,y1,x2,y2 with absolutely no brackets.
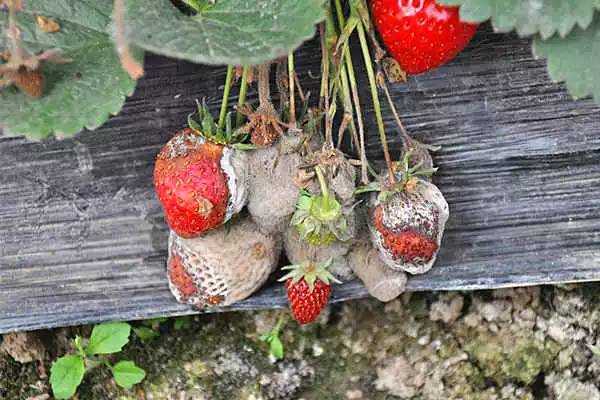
187,99,253,146
278,259,341,292
356,150,438,200
291,189,350,246
355,182,381,195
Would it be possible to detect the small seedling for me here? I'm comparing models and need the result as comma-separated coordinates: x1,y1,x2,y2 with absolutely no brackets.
50,322,145,399
259,314,286,360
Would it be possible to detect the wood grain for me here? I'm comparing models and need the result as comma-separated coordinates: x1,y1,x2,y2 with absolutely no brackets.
1,25,599,333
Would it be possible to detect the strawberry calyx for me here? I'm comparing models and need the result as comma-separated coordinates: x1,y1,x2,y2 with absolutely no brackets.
290,165,351,246
290,190,349,245
278,259,341,292
355,150,437,203
187,99,255,149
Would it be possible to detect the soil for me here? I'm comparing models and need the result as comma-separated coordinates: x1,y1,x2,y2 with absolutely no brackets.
2,283,599,400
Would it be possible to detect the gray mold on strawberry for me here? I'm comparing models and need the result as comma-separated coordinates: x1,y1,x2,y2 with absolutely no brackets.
369,177,449,275
167,215,281,308
348,242,407,302
221,146,250,222
329,154,357,206
246,145,302,235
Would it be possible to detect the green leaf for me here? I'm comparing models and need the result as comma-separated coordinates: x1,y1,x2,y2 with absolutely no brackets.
50,355,85,399
269,336,284,359
111,360,146,389
438,0,600,39
133,326,160,341
124,0,325,65
532,15,600,104
86,322,131,355
0,0,141,139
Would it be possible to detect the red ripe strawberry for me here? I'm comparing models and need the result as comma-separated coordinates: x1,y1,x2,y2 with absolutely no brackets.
279,260,340,325
154,128,248,238
371,0,478,75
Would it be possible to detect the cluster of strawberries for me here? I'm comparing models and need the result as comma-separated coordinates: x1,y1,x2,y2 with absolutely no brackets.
154,0,475,325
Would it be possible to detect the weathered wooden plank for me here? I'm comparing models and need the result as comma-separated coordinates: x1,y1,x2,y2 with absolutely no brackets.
1,25,600,333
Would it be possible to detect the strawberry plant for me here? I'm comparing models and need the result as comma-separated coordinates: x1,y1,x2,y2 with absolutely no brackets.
2,0,600,325
50,322,145,399
438,0,600,102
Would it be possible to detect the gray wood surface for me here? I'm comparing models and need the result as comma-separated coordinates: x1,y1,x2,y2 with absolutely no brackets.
1,25,600,333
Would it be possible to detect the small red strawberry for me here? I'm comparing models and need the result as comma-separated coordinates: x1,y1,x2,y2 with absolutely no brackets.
279,259,340,325
371,0,478,75
153,128,248,238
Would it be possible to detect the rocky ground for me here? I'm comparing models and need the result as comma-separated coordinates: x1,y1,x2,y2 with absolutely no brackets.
1,283,599,400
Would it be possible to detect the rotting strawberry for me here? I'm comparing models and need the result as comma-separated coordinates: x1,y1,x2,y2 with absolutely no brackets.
279,259,340,325
153,101,250,238
371,0,478,75
167,216,280,308
358,151,449,274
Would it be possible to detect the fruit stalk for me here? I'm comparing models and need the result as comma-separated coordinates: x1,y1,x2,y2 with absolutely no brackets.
257,63,272,110
218,64,234,132
327,4,360,152
334,0,369,184
314,165,329,199
236,65,250,126
319,23,334,149
380,74,408,138
5,0,24,64
288,53,296,127
355,16,396,184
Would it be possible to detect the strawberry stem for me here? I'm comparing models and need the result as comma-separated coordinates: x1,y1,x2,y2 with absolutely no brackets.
273,311,285,334
257,63,272,110
218,64,234,133
319,23,333,149
355,18,396,185
288,52,296,128
315,165,329,199
334,0,369,184
380,77,409,138
236,65,250,126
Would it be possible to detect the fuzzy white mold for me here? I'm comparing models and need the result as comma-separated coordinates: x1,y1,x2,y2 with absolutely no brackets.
369,179,449,275
221,146,249,223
